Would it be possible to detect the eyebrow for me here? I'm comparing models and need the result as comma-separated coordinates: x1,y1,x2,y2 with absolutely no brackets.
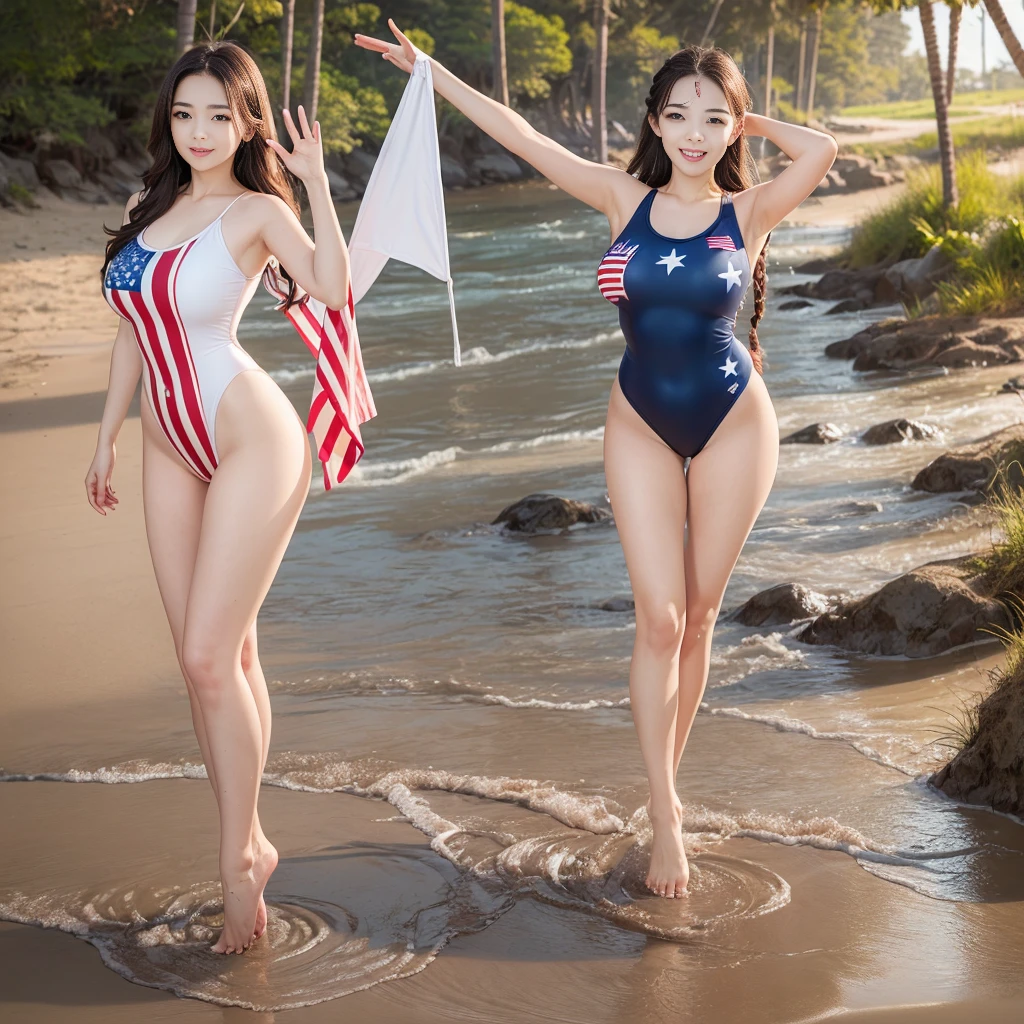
664,103,730,114
171,101,232,109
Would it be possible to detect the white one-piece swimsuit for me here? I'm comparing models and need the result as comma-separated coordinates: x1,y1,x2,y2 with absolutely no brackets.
103,194,261,480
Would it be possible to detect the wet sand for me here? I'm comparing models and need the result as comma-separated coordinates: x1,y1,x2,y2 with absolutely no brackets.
3,183,1024,1021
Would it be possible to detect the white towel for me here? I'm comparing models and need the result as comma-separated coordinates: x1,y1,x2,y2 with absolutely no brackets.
347,51,461,366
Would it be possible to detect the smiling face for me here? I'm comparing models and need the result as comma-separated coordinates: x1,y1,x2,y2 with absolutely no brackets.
170,73,247,175
649,74,743,180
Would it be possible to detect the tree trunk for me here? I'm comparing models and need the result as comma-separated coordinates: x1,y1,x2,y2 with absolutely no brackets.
946,2,961,104
209,0,217,39
700,0,727,48
805,5,824,117
281,0,296,112
592,0,609,163
176,0,197,57
796,18,808,113
491,0,509,105
303,0,325,123
983,0,1024,79
919,1,958,208
764,3,775,118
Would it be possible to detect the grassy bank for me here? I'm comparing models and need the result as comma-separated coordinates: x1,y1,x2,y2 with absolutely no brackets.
841,88,1024,120
848,114,1024,160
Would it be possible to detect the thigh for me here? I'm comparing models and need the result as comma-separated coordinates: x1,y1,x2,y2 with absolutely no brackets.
684,372,779,610
604,378,688,614
185,376,311,651
141,402,208,650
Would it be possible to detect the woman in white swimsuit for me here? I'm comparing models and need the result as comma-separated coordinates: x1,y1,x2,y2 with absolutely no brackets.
86,42,356,954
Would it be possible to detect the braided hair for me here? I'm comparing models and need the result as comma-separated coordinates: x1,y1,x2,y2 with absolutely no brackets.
627,46,768,374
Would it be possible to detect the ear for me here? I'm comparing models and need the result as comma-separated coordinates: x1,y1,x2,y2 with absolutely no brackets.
648,112,662,139
727,116,744,147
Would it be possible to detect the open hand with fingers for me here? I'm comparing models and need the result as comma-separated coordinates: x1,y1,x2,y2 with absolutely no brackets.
354,18,418,74
266,106,326,184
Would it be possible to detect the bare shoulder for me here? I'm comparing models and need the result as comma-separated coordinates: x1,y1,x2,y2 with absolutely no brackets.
122,191,142,225
243,191,300,226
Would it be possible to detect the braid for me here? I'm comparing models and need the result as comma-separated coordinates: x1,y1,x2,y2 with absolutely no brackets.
747,234,769,375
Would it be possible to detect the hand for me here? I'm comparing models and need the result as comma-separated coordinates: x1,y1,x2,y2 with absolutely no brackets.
354,18,418,74
85,443,118,516
266,106,326,185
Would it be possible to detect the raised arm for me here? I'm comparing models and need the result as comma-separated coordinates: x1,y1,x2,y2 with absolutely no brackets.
737,114,838,239
260,107,351,309
355,20,642,223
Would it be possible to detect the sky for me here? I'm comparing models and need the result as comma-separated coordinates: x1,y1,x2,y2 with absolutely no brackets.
902,4,1024,76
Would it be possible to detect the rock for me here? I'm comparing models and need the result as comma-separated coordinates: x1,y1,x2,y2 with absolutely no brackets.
827,316,1024,372
439,153,469,189
0,153,41,190
832,499,883,517
877,244,953,304
796,555,1011,657
471,152,523,183
794,257,836,274
1002,375,1024,392
492,493,612,533
930,655,1024,817
781,423,844,444
94,171,137,202
598,597,635,612
342,148,377,188
911,424,1024,493
827,296,871,314
779,299,813,311
861,419,940,445
780,265,886,305
41,158,83,190
325,168,357,202
730,583,832,627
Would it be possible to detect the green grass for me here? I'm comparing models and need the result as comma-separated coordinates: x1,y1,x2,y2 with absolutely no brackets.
842,88,1024,120
985,462,1024,601
848,114,1024,160
844,152,1023,267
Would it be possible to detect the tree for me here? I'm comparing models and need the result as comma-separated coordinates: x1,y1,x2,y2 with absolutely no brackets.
805,4,825,116
303,0,325,122
700,0,726,47
592,0,609,163
176,0,197,57
983,0,1024,79
492,0,509,105
919,1,957,207
796,15,809,111
280,0,295,111
946,1,961,103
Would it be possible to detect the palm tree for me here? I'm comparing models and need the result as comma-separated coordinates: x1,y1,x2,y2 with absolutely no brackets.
281,0,296,112
919,1,958,207
947,1,961,104
176,0,197,57
805,4,825,117
592,0,609,164
303,0,325,123
492,0,509,106
699,0,727,47
796,15,809,113
983,0,1024,79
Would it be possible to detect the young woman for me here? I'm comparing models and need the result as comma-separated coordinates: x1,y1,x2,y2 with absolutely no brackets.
356,22,837,899
85,42,355,953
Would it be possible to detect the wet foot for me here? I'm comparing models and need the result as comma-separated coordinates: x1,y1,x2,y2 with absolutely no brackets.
212,838,278,954
646,800,689,898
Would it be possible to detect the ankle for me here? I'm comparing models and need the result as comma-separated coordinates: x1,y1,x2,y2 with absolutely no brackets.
648,798,683,827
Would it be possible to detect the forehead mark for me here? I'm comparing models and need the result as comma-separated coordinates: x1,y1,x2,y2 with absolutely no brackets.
695,79,701,98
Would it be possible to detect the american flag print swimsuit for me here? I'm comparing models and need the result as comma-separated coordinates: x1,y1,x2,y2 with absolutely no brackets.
597,189,753,457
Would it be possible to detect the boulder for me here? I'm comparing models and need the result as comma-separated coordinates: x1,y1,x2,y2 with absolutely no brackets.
730,583,832,627
780,265,887,305
876,244,953,304
492,493,612,533
598,597,635,613
781,423,844,444
41,158,83,190
827,316,1024,372
471,152,523,183
0,153,41,190
911,424,1024,493
779,299,813,311
796,555,1011,657
440,153,469,189
930,656,1024,817
832,499,883,517
1002,376,1024,393
861,419,940,445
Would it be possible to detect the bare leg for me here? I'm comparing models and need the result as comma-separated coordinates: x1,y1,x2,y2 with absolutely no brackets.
182,372,310,954
673,373,779,773
604,379,689,898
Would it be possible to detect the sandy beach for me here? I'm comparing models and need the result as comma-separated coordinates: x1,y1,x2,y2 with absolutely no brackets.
3,180,1024,1022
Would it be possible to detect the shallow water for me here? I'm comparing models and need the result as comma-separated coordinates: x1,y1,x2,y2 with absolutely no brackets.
3,182,1023,1017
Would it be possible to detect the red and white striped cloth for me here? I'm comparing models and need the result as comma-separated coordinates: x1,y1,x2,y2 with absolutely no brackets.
706,235,737,251
263,263,377,490
597,242,639,304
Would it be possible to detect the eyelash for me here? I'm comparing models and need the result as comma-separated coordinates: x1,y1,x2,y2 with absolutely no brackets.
666,114,725,124
173,112,231,121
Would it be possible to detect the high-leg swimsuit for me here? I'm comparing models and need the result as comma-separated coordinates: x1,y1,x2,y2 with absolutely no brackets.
598,189,752,457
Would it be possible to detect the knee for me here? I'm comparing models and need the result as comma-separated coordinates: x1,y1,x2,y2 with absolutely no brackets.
681,603,719,652
636,603,686,655
181,632,231,698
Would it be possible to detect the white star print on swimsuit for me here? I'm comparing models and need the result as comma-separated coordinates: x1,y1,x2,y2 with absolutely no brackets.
718,259,743,291
719,356,738,377
656,249,686,274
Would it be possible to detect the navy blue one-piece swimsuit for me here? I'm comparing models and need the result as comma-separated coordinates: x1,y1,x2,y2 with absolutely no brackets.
598,189,752,457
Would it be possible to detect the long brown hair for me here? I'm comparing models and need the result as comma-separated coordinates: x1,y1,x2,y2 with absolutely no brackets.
627,46,769,373
103,42,299,304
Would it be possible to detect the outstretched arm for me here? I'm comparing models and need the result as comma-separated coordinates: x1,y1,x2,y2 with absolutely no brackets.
355,20,642,223
738,114,838,239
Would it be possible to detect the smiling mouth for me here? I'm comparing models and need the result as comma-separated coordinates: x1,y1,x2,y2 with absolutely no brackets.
189,147,213,156
679,148,707,161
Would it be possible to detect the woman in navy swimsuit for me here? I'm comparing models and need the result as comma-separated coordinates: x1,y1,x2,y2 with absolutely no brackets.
360,23,837,898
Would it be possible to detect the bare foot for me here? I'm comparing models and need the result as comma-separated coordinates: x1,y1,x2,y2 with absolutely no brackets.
211,838,278,954
646,801,689,898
